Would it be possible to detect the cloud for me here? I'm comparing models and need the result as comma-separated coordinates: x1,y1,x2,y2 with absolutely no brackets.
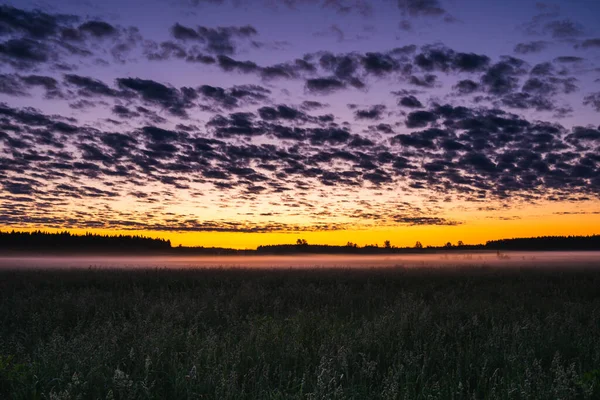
305,77,346,94
1,99,600,221
405,110,438,128
217,55,259,73
399,95,423,108
354,105,386,120
0,5,75,39
583,92,600,112
20,74,61,98
543,20,585,38
301,101,327,110
396,0,446,17
500,92,554,112
392,216,461,226
414,45,489,73
514,41,548,54
116,77,196,116
481,57,527,95
361,52,399,75
170,23,257,54
0,6,146,68
0,73,28,96
198,84,270,109
577,38,600,49
0,3,598,233
78,21,117,38
408,74,437,87
0,38,49,65
64,74,119,97
453,79,479,95
258,105,307,121
554,56,584,63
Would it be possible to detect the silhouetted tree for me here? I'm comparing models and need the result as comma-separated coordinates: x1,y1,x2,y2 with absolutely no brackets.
296,238,308,246
0,230,171,253
445,242,453,248
384,240,391,249
457,240,464,247
414,241,423,249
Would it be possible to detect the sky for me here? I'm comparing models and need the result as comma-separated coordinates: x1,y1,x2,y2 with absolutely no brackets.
0,0,599,248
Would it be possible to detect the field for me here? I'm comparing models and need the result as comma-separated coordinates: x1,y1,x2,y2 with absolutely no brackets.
1,266,600,399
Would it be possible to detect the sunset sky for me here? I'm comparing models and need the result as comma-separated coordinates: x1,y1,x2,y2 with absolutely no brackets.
0,0,599,248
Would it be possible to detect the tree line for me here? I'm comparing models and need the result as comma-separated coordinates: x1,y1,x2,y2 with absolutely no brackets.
1,230,599,254
0,230,171,253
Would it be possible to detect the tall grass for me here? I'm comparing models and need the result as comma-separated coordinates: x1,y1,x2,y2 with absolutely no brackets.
1,266,600,399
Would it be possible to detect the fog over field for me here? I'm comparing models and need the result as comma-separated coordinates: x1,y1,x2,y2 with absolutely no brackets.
1,251,599,269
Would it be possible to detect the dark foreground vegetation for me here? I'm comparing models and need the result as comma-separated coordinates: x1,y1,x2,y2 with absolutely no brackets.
1,267,600,399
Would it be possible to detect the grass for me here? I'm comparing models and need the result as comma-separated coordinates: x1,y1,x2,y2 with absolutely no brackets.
1,265,600,399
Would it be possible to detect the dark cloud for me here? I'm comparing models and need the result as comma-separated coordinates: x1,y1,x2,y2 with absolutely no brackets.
481,57,527,95
117,77,195,116
405,110,438,128
522,76,577,96
64,74,118,97
0,99,599,212
453,52,490,72
0,5,73,39
78,21,117,38
396,0,446,17
554,56,583,63
514,41,548,54
577,38,600,49
0,6,144,67
171,23,200,40
414,46,489,73
0,4,599,230
393,216,460,226
354,105,386,120
408,74,437,88
454,79,479,95
361,52,399,75
217,55,259,73
375,124,394,134
543,20,585,38
0,73,28,96
305,77,345,94
301,101,327,110
319,53,359,80
583,93,600,112
199,84,270,109
20,74,59,92
399,95,423,108
171,23,257,54
319,0,373,16
500,92,554,112
308,127,351,145
414,46,453,71
260,60,313,80
0,38,49,65
207,112,265,137
258,105,306,121
530,62,554,76
391,133,435,149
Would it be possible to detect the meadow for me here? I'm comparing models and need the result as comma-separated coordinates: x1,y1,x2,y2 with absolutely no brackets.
1,265,600,399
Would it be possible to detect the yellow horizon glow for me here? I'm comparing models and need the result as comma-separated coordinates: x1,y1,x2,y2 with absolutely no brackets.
3,211,599,249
